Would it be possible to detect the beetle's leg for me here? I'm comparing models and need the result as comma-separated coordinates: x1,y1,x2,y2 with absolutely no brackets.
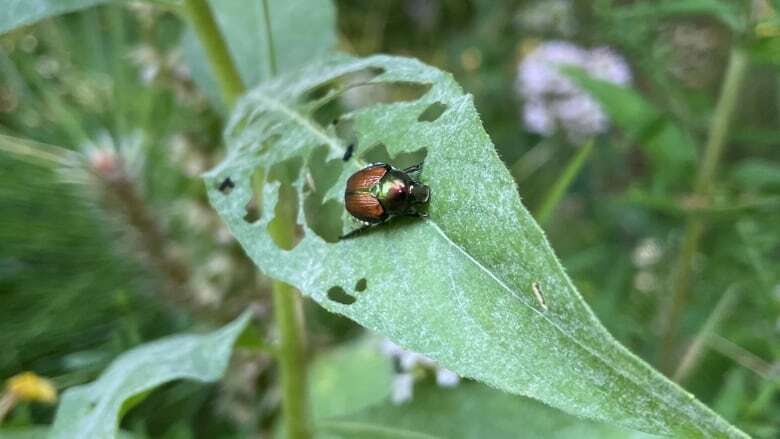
405,207,429,219
339,224,372,240
403,162,423,175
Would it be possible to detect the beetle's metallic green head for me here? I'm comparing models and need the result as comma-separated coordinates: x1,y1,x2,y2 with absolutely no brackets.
410,183,430,205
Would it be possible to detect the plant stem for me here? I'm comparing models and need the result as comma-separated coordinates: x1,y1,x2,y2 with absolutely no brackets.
672,285,739,383
260,0,278,76
660,49,748,370
259,1,309,437
0,392,17,425
266,181,310,439
273,280,310,439
534,139,594,226
182,0,245,107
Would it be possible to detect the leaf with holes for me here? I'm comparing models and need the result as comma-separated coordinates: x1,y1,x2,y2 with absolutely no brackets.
49,312,251,438
204,54,746,437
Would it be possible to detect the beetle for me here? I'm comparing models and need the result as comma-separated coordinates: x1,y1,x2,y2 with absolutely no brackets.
342,162,430,237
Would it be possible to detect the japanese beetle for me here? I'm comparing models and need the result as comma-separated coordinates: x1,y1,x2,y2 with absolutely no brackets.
343,162,430,231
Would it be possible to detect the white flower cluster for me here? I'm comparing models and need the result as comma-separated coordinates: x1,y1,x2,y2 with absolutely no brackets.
379,339,459,404
516,41,632,144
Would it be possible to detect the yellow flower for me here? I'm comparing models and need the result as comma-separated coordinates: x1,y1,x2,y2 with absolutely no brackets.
756,21,780,38
5,372,57,404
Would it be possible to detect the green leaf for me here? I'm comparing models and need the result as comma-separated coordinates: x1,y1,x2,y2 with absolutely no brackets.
204,54,747,437
49,311,252,439
610,0,746,31
563,66,696,188
308,336,653,438
0,427,50,439
181,0,336,107
731,158,780,191
318,383,658,439
310,339,393,421
0,0,114,34
0,427,134,439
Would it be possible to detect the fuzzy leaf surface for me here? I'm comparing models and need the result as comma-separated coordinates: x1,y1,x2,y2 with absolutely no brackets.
205,54,746,437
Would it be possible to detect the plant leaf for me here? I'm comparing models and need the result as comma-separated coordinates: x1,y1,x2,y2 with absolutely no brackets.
310,339,393,421
563,66,696,190
319,383,659,439
204,54,747,437
48,311,252,438
0,0,116,34
610,0,746,31
0,427,134,439
309,337,654,438
0,427,50,439
181,0,336,107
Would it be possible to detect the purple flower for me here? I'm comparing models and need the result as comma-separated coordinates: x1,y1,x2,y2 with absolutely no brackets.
516,40,632,144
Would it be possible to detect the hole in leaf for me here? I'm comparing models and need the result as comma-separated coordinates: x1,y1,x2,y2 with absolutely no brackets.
355,278,367,292
418,101,448,122
363,143,428,171
333,117,358,153
305,198,343,243
267,158,304,250
327,286,355,305
303,67,385,102
244,204,261,223
243,169,265,224
311,98,343,128
217,177,235,194
340,82,432,113
304,145,343,243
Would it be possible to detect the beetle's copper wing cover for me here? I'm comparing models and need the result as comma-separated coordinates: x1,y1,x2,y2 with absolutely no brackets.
345,191,385,223
345,164,388,192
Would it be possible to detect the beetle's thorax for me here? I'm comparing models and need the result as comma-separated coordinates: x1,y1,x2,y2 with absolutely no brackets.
375,171,411,213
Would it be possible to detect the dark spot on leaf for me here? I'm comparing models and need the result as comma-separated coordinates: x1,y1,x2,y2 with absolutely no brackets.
242,169,264,224
244,205,261,223
418,101,448,122
217,177,235,194
355,278,367,292
342,144,355,161
327,286,356,305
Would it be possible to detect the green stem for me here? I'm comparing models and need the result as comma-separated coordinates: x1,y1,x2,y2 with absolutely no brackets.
672,285,739,383
261,0,278,76
273,280,310,439
694,50,749,195
660,49,749,370
259,1,309,436
0,392,17,425
534,139,594,226
182,0,245,107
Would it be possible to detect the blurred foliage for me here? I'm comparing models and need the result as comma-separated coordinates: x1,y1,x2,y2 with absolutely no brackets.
0,0,778,437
